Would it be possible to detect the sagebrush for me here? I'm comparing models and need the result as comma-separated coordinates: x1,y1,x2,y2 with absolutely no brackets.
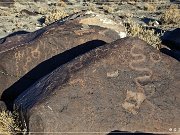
0,111,22,135
125,19,162,49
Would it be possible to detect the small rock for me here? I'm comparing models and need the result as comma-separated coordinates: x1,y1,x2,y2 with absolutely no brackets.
20,9,39,16
149,20,159,27
37,16,46,25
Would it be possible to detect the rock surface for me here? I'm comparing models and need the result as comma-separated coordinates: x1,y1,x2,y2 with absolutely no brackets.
14,37,180,134
79,11,126,38
0,13,125,96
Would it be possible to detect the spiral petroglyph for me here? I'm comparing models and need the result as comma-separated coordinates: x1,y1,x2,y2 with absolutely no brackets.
129,44,153,92
122,44,154,114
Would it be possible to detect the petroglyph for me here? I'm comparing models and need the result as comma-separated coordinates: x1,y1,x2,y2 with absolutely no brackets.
150,52,161,63
129,44,153,92
15,50,25,77
69,78,86,88
122,90,146,115
15,44,42,75
107,70,119,78
122,44,153,114
31,45,41,59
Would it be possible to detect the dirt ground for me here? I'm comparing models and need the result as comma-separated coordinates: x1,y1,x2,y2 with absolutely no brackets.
0,0,179,38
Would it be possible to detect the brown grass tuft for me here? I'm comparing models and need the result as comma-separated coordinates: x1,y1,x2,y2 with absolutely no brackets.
102,5,115,13
0,110,22,135
45,9,68,25
126,19,162,49
144,3,156,12
160,4,180,24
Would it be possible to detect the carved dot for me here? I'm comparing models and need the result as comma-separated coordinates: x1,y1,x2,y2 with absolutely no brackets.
150,53,161,62
26,57,31,62
32,51,40,59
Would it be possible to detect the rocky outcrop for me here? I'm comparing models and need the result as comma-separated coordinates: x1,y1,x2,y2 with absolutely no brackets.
14,37,180,134
0,0,14,7
0,12,126,96
79,11,126,38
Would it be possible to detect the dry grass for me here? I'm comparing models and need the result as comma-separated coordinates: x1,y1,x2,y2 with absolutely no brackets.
102,5,115,13
0,110,22,135
45,8,68,25
38,6,49,15
160,4,180,24
57,0,67,7
87,3,97,11
126,19,162,49
0,9,11,16
144,3,156,12
122,11,134,18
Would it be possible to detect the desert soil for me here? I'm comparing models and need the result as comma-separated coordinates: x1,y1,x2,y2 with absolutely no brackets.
0,0,179,38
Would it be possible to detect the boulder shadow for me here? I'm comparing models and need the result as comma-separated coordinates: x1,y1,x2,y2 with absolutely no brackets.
0,30,30,44
0,29,45,45
170,0,180,3
160,48,180,61
161,28,180,51
107,130,167,135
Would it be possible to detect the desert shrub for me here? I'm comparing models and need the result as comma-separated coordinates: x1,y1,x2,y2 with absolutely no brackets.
160,4,180,24
57,0,67,7
122,11,134,18
102,5,115,13
38,6,49,14
125,19,162,49
144,3,156,12
45,9,68,25
0,111,22,135
87,3,97,11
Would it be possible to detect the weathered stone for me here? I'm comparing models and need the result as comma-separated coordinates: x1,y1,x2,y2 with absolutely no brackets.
14,37,180,134
0,13,124,96
79,11,127,38
0,0,14,7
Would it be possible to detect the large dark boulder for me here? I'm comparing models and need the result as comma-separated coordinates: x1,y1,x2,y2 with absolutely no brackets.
14,37,180,134
161,28,180,50
0,13,124,96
